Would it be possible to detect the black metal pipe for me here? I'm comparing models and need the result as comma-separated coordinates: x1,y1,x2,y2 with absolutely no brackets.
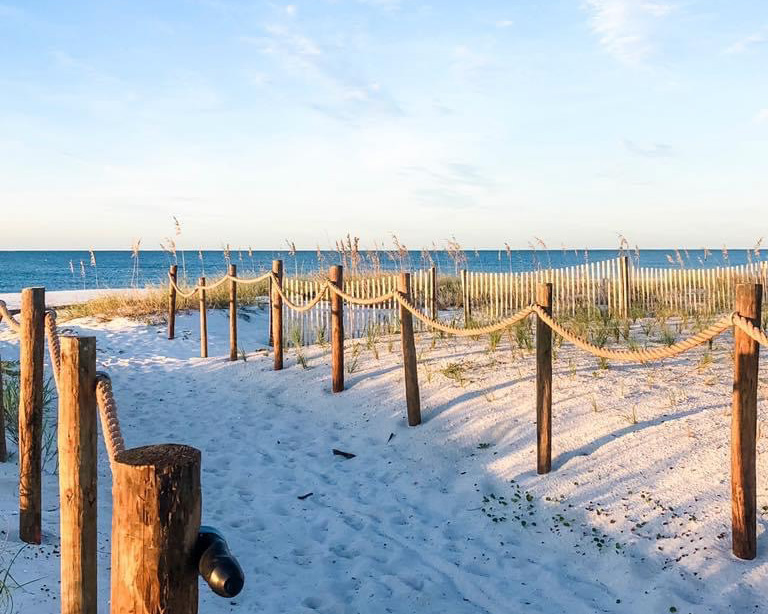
194,526,244,598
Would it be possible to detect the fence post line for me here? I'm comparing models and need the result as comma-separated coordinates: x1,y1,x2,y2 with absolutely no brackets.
59,336,97,614
398,273,422,426
0,352,6,462
619,256,630,317
168,264,178,340
330,265,344,392
732,283,762,560
430,266,437,320
536,283,553,475
110,444,201,614
272,260,284,370
198,278,208,359
19,286,44,544
229,264,238,361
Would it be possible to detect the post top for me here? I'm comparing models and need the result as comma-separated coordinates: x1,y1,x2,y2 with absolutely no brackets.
116,444,200,468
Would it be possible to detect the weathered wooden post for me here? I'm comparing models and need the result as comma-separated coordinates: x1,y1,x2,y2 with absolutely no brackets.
272,260,284,370
268,276,273,347
398,273,421,426
619,255,630,318
168,264,178,340
229,264,238,361
198,277,208,359
0,352,6,463
461,269,470,324
536,283,553,474
430,266,437,320
110,444,201,614
732,283,762,560
330,265,344,392
20,287,44,544
59,336,97,614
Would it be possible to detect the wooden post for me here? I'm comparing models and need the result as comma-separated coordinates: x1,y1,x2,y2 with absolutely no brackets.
619,255,630,317
732,283,762,560
461,269,470,324
229,264,238,361
168,264,178,340
398,273,421,426
59,336,97,614
110,444,201,614
19,287,44,544
271,260,284,370
536,283,553,475
330,265,344,392
430,266,437,320
268,276,273,347
0,352,6,463
198,277,207,359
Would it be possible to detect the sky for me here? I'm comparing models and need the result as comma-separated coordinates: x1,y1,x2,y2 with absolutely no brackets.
0,0,767,251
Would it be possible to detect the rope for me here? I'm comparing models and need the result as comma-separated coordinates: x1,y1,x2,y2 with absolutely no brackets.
530,305,733,362
0,300,21,333
732,314,768,346
168,271,272,298
44,310,61,392
324,283,398,306
95,372,126,467
270,278,330,312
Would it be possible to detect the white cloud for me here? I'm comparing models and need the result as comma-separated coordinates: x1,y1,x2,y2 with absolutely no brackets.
584,0,674,65
495,20,514,28
622,138,673,157
725,30,767,54
755,109,768,124
285,5,297,17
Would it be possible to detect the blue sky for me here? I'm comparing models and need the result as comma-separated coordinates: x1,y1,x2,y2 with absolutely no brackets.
1,0,766,250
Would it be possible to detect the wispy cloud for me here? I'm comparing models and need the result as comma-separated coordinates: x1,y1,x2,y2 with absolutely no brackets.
584,0,674,65
725,29,767,54
622,138,673,157
755,109,768,124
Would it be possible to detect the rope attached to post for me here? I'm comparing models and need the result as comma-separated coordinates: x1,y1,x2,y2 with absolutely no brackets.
0,300,21,333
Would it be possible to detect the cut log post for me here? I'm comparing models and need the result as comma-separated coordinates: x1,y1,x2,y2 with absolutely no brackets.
430,266,437,320
619,255,630,318
198,278,207,359
110,444,201,614
59,336,97,614
0,352,6,462
229,264,238,361
272,260,284,370
268,276,273,347
398,273,421,426
330,265,344,392
168,264,178,340
19,286,45,544
536,283,553,475
732,283,762,560
461,269,470,325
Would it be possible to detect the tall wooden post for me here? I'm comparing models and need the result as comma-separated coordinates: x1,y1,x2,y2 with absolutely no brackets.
429,266,437,320
59,336,97,614
268,276,273,347
732,283,762,560
272,260,284,370
110,444,201,614
461,269,470,324
19,286,44,544
0,353,7,463
330,265,344,392
229,264,238,361
398,273,421,426
168,264,178,340
198,278,207,359
536,283,553,475
619,255,630,317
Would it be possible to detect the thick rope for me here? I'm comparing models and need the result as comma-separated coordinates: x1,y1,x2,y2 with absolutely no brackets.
95,372,126,467
325,283,398,307
531,305,733,362
168,271,272,298
44,310,61,392
0,300,21,333
270,279,331,313
732,314,768,346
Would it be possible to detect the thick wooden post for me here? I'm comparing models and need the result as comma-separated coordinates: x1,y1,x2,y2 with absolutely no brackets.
198,278,207,359
0,353,7,462
461,269,470,324
330,265,344,392
619,256,630,317
168,264,178,340
536,283,553,474
398,273,421,426
272,260,284,370
19,286,44,544
59,336,97,614
430,266,437,320
110,444,201,614
229,264,238,361
268,276,273,347
732,283,762,560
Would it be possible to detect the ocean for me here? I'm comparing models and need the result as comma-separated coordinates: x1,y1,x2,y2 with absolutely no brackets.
0,249,759,293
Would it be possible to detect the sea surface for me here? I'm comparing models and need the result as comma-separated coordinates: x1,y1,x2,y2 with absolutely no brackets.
0,249,760,292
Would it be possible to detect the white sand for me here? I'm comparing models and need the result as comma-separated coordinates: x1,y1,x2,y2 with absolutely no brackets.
1,307,767,613
0,288,148,310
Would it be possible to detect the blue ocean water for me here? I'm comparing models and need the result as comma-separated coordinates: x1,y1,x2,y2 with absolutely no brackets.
0,249,760,293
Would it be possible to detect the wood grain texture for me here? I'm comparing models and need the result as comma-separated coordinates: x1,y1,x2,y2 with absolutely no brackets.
330,265,344,392
199,278,208,358
272,260,284,370
398,273,421,426
0,352,7,463
536,283,552,475
168,265,178,340
229,264,238,361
